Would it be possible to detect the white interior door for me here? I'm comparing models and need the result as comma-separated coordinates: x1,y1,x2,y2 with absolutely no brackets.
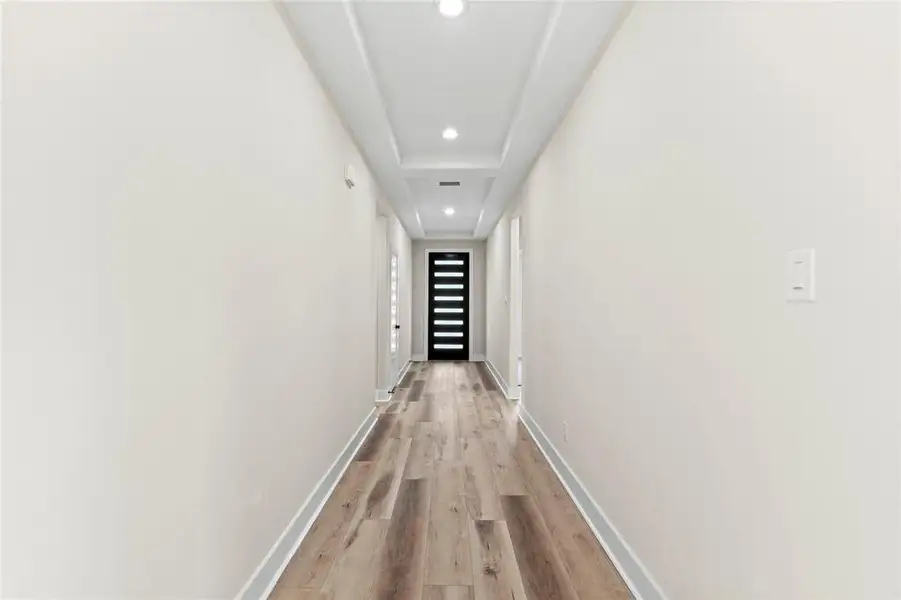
389,252,400,380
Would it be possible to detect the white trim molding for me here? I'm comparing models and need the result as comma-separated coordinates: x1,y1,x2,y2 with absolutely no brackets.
376,359,413,404
412,353,427,362
236,407,379,600
518,408,667,600
482,358,519,401
471,353,486,362
393,359,413,390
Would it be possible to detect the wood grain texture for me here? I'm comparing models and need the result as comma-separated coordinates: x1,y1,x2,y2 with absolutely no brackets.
419,397,439,422
407,380,426,402
267,362,631,600
425,464,472,585
348,437,412,526
384,401,406,415
356,415,397,462
373,479,431,600
423,586,473,600
474,363,497,392
392,401,424,438
512,429,577,525
461,437,501,520
513,430,631,599
415,362,431,382
399,371,416,388
501,495,579,600
481,430,528,496
434,404,461,463
272,463,376,591
320,519,386,600
458,364,478,396
269,587,322,600
405,422,437,480
468,520,528,600
456,403,480,439
473,396,501,431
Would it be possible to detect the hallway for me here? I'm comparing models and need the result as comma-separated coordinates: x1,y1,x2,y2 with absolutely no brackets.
5,3,900,599
269,361,630,600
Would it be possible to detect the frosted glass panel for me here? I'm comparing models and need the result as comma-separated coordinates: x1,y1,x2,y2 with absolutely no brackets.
390,254,398,355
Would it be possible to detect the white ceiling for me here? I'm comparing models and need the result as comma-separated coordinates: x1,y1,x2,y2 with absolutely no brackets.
281,0,627,239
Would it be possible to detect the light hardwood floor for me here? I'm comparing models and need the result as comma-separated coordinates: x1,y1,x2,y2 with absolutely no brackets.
269,361,631,600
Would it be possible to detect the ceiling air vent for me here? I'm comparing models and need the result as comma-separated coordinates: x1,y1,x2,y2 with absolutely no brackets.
438,181,461,187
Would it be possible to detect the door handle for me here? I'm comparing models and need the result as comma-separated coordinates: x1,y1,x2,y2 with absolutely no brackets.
394,325,401,330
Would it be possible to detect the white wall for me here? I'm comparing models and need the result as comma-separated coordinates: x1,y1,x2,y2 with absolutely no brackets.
412,240,486,359
492,3,901,599
2,3,383,598
486,213,511,384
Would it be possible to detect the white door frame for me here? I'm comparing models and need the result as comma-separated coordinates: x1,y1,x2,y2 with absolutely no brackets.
509,217,524,401
374,216,390,400
424,248,474,361
388,250,400,383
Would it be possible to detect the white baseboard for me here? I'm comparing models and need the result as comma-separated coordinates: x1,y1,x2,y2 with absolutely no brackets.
481,358,519,401
518,408,667,600
471,353,486,361
376,360,413,404
393,360,412,389
481,358,508,397
376,360,414,404
236,407,379,600
412,353,426,362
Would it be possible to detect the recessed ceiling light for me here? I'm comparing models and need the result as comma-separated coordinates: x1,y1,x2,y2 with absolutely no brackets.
444,207,455,216
438,0,465,18
442,127,458,140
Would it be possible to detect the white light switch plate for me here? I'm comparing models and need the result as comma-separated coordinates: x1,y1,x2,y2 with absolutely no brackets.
786,248,815,302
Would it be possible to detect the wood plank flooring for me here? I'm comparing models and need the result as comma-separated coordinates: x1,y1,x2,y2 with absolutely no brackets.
269,361,631,600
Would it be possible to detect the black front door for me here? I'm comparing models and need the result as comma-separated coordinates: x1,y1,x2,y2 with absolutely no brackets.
427,252,470,361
